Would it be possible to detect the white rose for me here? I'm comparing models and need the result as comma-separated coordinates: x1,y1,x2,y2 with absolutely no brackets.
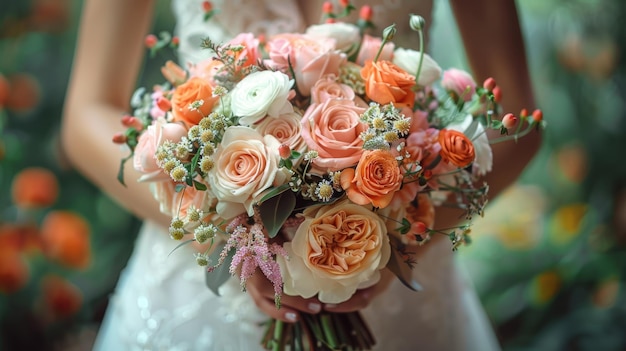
447,114,493,176
208,126,290,219
305,22,361,55
392,48,442,86
231,70,294,126
278,200,391,304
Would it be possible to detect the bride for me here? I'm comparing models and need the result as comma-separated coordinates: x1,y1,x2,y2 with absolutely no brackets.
61,0,539,350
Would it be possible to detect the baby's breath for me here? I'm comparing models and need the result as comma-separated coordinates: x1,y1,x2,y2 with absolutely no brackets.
315,180,334,202
200,156,215,173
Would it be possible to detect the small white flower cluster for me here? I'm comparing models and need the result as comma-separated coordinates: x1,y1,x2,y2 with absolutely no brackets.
338,63,365,95
360,103,412,150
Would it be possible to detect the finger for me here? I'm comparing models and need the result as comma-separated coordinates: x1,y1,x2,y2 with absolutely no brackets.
323,289,371,313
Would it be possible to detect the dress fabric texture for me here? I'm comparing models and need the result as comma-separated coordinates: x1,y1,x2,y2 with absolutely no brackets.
93,1,502,350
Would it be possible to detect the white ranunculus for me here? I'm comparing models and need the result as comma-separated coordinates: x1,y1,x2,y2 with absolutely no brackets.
447,114,493,176
278,200,391,304
305,22,361,55
230,70,294,126
392,48,442,86
208,126,290,219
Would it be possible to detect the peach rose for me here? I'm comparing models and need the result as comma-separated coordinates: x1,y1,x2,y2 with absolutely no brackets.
310,74,355,104
133,119,188,182
447,114,492,176
438,129,475,168
361,60,416,109
340,150,403,209
300,99,367,173
255,111,307,155
441,68,477,102
171,77,218,126
227,32,261,68
278,199,391,303
355,34,394,66
208,126,290,219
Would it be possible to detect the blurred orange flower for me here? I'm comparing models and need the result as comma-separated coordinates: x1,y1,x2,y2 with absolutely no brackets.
0,250,30,294
0,224,42,254
40,211,91,269
5,73,41,112
11,167,59,209
0,73,9,107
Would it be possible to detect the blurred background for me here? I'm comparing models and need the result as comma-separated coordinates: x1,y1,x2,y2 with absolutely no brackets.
0,0,624,350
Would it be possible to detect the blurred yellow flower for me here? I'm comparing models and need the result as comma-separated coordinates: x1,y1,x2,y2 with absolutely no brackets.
530,270,562,305
549,203,588,245
592,276,620,309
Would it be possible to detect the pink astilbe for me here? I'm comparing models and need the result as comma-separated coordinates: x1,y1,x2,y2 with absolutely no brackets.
214,222,288,307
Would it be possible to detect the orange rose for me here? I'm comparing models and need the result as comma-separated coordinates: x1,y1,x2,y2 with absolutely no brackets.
438,129,475,168
340,150,403,209
40,211,91,270
361,60,416,109
171,77,218,126
11,167,59,209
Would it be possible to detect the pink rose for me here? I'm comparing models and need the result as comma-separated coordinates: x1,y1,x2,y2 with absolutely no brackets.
266,34,345,96
300,99,367,173
355,34,394,66
441,68,476,102
310,75,355,104
133,119,188,182
227,32,261,68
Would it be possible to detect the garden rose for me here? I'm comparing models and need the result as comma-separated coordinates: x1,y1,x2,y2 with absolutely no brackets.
392,48,442,87
441,68,476,102
133,119,188,182
447,114,492,176
279,200,391,303
361,60,416,109
208,126,290,219
340,150,403,209
305,22,361,55
300,99,367,173
438,129,475,168
355,34,394,66
310,74,355,104
254,111,308,155
230,70,294,126
171,77,218,126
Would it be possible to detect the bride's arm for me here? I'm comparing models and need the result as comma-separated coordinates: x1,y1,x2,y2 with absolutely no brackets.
61,0,171,228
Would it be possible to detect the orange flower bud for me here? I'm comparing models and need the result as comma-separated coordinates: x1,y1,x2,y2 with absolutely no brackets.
410,221,428,235
519,108,528,118
171,36,180,47
121,115,144,131
11,167,59,209
359,5,373,21
278,144,291,159
482,77,496,91
202,0,213,12
144,34,158,48
532,109,543,123
322,1,333,14
438,129,475,168
339,0,350,8
112,133,127,144
40,211,91,270
502,113,518,129
156,96,172,112
492,86,502,103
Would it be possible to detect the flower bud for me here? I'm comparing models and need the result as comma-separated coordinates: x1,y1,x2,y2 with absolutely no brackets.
170,36,180,48
156,96,172,112
144,34,158,48
482,77,496,91
322,1,333,14
492,86,502,103
278,144,292,159
121,115,144,131
519,108,528,118
359,5,373,21
409,14,426,31
339,0,350,8
410,221,428,235
532,109,543,123
112,133,127,144
202,1,212,12
502,113,517,129
382,24,397,41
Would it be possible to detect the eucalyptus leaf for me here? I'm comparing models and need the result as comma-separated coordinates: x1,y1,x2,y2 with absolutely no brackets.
167,239,196,257
205,242,234,296
386,236,423,291
258,183,292,203
258,190,296,238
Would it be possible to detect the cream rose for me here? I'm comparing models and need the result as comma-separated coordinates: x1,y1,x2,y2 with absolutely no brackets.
133,119,188,182
392,48,442,86
230,70,294,126
447,114,492,176
310,74,355,104
300,99,368,173
305,22,361,56
278,200,391,303
254,111,308,156
208,126,290,219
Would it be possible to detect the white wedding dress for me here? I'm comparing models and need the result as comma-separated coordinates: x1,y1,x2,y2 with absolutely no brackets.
93,1,501,350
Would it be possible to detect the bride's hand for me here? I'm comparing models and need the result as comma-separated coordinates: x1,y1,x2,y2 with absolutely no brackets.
323,268,395,313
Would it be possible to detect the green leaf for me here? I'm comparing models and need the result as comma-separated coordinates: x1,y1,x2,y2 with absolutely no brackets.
386,236,422,291
258,190,296,238
175,183,186,193
117,154,133,187
193,180,207,191
205,242,234,296
258,183,292,203
167,239,195,257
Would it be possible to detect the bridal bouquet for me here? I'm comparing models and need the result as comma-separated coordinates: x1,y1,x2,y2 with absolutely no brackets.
115,2,544,350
